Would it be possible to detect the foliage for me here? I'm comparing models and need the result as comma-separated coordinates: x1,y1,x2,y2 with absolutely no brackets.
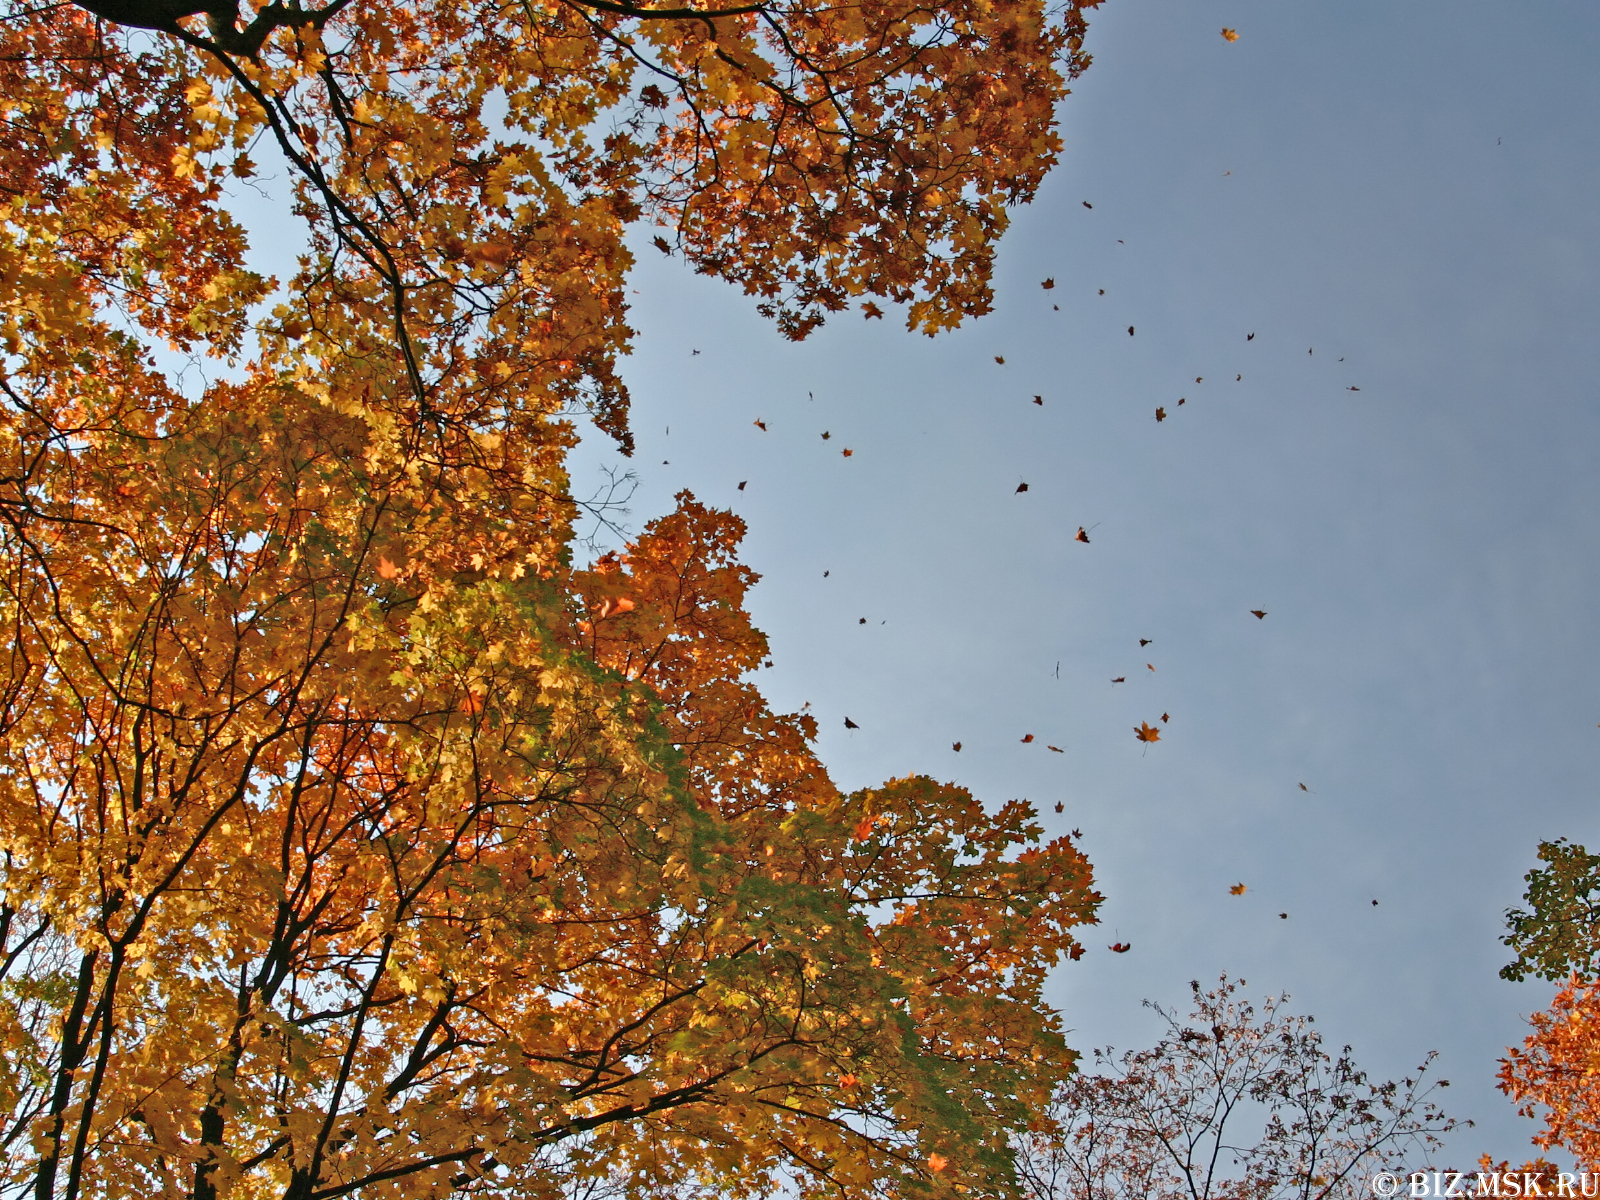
1499,977,1600,1168
0,0,1105,1196
1501,840,1600,983
1013,975,1463,1200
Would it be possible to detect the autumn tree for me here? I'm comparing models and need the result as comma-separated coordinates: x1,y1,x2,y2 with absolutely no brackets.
0,0,1105,1196
1013,975,1463,1200
1492,841,1600,1168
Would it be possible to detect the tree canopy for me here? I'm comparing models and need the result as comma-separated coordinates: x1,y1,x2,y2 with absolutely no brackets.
0,0,1103,1197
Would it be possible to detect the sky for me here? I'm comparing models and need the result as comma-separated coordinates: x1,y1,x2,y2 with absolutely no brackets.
558,0,1600,1168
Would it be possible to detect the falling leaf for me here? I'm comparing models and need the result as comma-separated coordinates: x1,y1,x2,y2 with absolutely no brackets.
1250,610,1267,619
1155,406,1167,422
1128,325,1135,336
1071,828,1083,837
1041,278,1056,290
1178,398,1186,405
1033,395,1044,405
1146,663,1155,672
1054,802,1064,813
1076,527,1091,544
1140,638,1152,646
1279,912,1288,919
844,717,860,729
1347,386,1361,392
738,481,747,490
1221,27,1239,40
858,618,867,624
1229,883,1247,895
1236,374,1242,381
821,431,831,440
1111,676,1125,684
842,448,853,457
995,356,1006,365
652,235,672,254
1372,899,1379,906
862,301,884,319
1134,721,1161,743
1196,377,1203,383
952,741,962,752
1021,734,1035,743
1082,201,1093,209
754,419,767,430
1048,745,1064,753
1159,712,1169,723
1109,942,1131,953
1099,288,1106,295
1015,482,1029,493
1247,332,1255,340
1069,944,1085,960
1298,783,1308,792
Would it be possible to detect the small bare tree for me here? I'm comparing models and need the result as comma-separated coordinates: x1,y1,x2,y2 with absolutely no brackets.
1017,975,1467,1200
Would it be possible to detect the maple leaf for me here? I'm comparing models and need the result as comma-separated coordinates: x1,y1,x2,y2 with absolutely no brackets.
1230,883,1248,895
1041,278,1056,290
1054,803,1064,812
1160,712,1169,723
1134,722,1161,743
839,1073,859,1088
821,431,831,440
952,741,962,752
842,448,853,457
1221,27,1240,40
862,301,884,319
928,1154,950,1174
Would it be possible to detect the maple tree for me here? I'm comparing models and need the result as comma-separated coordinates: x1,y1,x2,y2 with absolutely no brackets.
0,0,1106,1195
1495,841,1600,1167
1498,977,1600,1170
1013,976,1462,1200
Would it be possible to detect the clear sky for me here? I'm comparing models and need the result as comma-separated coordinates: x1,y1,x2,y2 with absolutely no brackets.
563,0,1600,1167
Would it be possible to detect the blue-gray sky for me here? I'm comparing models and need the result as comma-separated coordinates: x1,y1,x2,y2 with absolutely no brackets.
564,0,1600,1167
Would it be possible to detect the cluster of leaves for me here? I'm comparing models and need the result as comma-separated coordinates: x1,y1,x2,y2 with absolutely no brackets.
0,0,1104,1196
1499,978,1600,1169
1013,976,1464,1200
1500,839,1600,984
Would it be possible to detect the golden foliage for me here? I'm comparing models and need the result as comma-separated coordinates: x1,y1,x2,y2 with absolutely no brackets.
0,0,1104,1195
1501,978,1600,1168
